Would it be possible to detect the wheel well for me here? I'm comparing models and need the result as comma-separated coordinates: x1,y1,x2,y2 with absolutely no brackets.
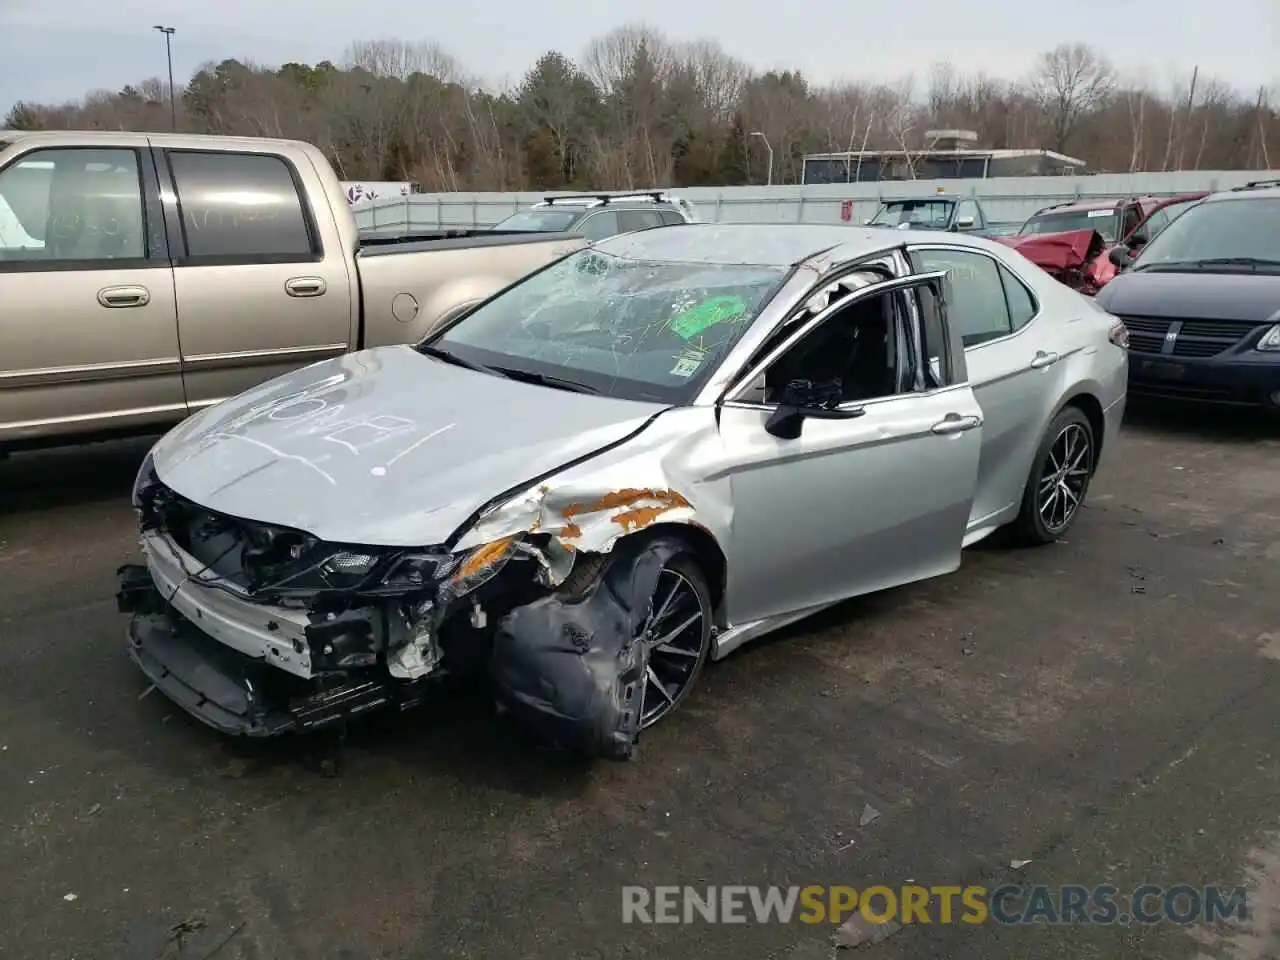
623,522,728,624
1061,392,1106,466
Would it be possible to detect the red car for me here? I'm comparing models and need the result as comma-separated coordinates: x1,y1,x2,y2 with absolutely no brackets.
998,193,1207,294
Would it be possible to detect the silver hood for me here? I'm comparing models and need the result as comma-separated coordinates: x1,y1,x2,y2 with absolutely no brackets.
152,346,668,546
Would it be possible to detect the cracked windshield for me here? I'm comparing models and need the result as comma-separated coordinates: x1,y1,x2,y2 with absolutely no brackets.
433,250,786,400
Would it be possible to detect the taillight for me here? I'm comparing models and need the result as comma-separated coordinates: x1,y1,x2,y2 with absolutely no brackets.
1108,319,1129,349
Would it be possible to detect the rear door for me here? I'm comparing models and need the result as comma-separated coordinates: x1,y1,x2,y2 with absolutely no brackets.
156,147,351,412
908,244,1064,539
715,273,983,625
0,141,183,445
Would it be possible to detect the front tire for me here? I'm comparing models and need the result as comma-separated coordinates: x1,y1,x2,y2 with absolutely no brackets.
1012,406,1095,545
636,546,714,731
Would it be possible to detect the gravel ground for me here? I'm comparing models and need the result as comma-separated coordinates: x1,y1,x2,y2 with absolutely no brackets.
1,402,1278,960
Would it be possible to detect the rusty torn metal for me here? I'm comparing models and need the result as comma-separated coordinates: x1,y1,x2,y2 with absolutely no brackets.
458,484,698,557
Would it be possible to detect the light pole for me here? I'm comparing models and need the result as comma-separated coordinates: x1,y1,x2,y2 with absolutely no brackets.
153,25,177,131
750,131,773,186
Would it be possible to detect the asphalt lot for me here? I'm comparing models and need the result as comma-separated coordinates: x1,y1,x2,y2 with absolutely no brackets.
2,403,1279,960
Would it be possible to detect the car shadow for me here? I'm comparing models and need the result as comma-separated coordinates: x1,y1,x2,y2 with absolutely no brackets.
1122,398,1280,444
0,437,157,513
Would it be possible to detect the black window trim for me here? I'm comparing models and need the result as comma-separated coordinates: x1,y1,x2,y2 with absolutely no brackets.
0,143,168,274
722,270,963,411
160,147,323,267
905,243,1043,351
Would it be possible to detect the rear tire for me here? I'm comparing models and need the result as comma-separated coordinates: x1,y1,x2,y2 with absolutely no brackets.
1012,406,1095,545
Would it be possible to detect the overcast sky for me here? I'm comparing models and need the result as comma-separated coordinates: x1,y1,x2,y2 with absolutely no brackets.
1,0,1276,112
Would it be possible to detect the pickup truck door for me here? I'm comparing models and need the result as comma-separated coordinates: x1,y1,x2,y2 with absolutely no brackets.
715,273,983,626
0,142,183,445
154,145,353,412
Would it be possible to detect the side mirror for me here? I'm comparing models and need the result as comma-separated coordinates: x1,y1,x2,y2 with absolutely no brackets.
763,379,867,439
1108,245,1133,269
955,216,975,229
1128,232,1148,247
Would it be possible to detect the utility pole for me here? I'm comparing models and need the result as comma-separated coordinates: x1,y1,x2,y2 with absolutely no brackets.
750,131,773,186
153,25,177,131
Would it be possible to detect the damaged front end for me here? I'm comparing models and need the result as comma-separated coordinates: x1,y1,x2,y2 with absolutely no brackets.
121,458,703,759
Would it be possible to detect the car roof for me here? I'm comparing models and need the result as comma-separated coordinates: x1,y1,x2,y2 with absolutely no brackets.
1205,184,1280,202
591,221,995,267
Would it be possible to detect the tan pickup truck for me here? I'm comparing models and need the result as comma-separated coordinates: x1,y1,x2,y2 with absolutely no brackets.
0,130,585,452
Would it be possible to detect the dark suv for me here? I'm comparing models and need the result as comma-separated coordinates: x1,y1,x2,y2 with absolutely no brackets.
1095,180,1280,409
491,192,696,242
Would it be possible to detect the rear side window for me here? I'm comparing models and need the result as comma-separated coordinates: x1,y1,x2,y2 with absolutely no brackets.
168,151,317,262
619,209,665,231
914,248,1013,347
659,209,686,225
577,210,620,241
998,263,1037,330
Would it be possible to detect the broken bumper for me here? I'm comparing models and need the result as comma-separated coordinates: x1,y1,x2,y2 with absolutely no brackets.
119,564,415,736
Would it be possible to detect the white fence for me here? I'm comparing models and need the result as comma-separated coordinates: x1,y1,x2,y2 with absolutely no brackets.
353,169,1277,236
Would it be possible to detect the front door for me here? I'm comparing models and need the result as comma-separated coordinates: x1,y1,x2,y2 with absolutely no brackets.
714,274,984,626
158,147,352,412
0,142,183,445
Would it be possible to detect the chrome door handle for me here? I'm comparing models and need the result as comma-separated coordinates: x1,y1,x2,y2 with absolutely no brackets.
285,277,326,298
97,285,150,308
1030,351,1060,369
931,413,983,435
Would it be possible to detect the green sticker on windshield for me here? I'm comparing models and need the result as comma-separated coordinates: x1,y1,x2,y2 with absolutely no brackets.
667,295,748,340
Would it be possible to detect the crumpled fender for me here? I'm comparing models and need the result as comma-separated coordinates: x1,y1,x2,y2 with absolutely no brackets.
489,536,678,760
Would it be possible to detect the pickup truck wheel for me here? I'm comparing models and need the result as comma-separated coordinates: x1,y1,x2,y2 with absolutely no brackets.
1012,406,1095,546
636,549,713,731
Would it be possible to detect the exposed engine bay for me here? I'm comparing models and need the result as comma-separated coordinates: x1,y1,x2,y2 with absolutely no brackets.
118,463,674,759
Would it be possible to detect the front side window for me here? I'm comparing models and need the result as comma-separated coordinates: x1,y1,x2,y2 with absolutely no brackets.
168,151,315,261
1151,199,1200,235
0,148,145,263
956,199,983,227
1131,197,1280,273
430,249,788,403
1019,209,1120,242
757,290,919,406
915,249,1013,347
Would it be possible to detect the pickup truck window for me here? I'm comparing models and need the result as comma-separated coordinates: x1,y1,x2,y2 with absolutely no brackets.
167,151,317,262
0,148,146,264
431,248,788,403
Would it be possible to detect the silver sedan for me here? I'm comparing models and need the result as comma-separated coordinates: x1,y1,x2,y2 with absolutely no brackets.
119,223,1129,759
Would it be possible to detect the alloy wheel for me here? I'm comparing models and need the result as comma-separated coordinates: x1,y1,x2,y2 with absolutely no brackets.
637,567,708,729
1037,422,1093,535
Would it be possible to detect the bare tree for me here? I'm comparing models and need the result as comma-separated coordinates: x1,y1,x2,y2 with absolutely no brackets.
1030,43,1114,152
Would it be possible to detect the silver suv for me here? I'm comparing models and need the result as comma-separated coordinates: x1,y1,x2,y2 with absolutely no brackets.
491,192,698,242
